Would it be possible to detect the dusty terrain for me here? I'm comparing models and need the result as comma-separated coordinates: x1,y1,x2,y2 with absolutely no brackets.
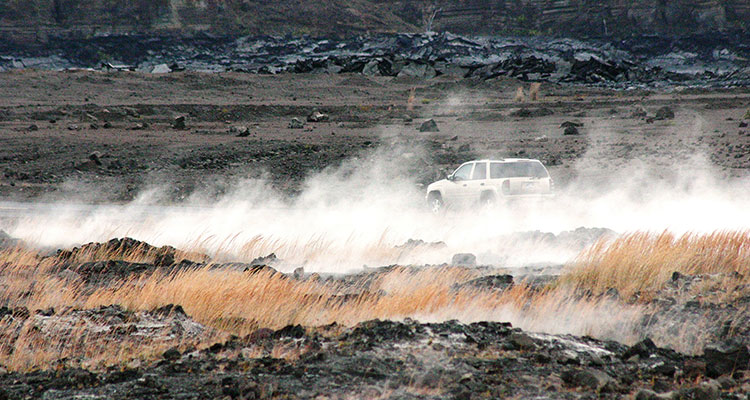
1,63,750,400
1,69,748,202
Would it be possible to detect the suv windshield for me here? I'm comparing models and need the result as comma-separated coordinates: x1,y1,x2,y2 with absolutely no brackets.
452,163,473,181
490,161,548,179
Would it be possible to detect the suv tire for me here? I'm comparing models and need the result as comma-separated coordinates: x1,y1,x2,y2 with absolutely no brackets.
427,192,444,214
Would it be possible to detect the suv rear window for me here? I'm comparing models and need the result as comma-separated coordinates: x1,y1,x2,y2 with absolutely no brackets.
490,161,548,179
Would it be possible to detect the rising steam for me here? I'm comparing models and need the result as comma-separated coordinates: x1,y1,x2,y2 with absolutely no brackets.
3,129,750,273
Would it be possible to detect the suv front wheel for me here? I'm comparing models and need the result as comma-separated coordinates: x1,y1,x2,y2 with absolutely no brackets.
427,192,444,214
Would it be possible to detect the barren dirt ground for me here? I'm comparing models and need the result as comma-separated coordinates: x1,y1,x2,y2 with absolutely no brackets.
1,70,749,202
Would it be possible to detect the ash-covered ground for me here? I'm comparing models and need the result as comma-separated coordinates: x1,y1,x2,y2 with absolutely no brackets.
1,33,750,399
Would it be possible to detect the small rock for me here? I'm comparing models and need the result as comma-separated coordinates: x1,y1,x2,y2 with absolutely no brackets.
563,126,580,135
67,124,80,131
457,143,471,152
131,122,148,130
274,324,305,339
397,62,437,79
508,332,536,350
561,368,615,391
631,106,648,118
236,128,250,137
27,124,39,131
717,375,736,390
151,63,172,74
293,267,304,279
654,106,675,120
457,274,513,291
162,347,181,361
623,337,657,359
35,307,55,316
74,160,100,171
534,135,548,142
451,253,476,266
674,380,720,400
122,107,139,118
288,118,305,129
560,121,583,128
740,121,748,128
103,122,113,129
418,119,439,132
107,160,123,170
307,111,329,122
88,152,103,166
448,135,458,141
510,107,553,118
154,249,175,267
250,253,279,267
173,115,186,130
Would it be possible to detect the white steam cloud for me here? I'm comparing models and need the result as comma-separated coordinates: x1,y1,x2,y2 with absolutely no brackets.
2,121,749,274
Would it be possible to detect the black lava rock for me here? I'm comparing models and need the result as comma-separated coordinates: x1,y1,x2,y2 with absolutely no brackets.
703,339,750,378
418,119,439,132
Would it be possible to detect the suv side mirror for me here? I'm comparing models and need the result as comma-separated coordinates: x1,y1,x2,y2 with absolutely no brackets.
447,174,454,181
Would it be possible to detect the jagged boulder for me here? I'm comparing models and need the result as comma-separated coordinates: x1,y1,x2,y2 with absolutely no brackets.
418,119,439,132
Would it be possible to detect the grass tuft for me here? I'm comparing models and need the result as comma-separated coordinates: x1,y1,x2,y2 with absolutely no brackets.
561,230,750,299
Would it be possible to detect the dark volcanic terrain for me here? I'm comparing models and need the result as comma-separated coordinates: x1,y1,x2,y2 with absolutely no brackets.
1,14,750,399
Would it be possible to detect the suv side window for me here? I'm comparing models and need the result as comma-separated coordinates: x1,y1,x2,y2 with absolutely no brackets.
453,163,473,181
490,162,508,179
472,162,487,180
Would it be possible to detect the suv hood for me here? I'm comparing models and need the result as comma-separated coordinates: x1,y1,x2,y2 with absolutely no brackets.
427,179,448,191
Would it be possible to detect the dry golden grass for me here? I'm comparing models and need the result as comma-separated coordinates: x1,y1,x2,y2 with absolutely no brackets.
561,230,750,299
2,230,747,371
0,315,215,372
82,266,491,335
0,252,643,370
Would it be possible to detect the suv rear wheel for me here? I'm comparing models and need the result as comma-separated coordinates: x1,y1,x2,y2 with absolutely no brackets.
480,191,496,209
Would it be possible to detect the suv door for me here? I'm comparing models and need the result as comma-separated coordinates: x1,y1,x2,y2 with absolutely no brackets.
465,161,489,203
443,162,474,205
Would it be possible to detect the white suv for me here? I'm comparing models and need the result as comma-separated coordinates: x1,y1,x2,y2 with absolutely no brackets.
425,159,553,212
